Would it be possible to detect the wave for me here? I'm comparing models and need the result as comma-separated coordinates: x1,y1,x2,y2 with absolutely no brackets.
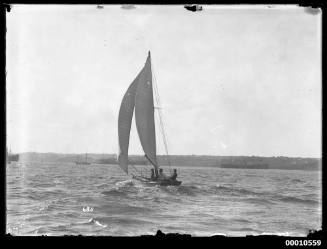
30,182,56,188
85,218,108,228
231,218,253,224
193,173,209,179
115,179,135,187
33,217,109,235
53,179,64,185
31,221,99,235
277,196,320,205
92,216,156,227
101,179,156,199
243,197,274,206
291,179,305,184
102,189,128,197
96,183,111,189
160,185,202,196
214,185,261,196
230,227,262,233
103,180,270,200
213,185,319,206
98,202,153,215
258,231,305,236
26,189,67,201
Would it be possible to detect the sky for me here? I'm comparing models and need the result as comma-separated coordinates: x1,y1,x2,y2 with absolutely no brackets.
6,5,321,157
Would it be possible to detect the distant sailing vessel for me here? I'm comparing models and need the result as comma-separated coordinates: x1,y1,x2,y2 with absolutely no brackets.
6,147,19,164
75,153,91,165
118,51,181,186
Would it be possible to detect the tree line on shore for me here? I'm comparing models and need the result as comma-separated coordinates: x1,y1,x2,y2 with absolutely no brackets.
18,152,321,170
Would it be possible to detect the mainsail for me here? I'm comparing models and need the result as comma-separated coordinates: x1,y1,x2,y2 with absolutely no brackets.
117,70,141,173
118,52,157,174
134,52,158,171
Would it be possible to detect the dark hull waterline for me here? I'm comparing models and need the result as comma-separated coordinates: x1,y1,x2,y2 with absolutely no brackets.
132,175,182,186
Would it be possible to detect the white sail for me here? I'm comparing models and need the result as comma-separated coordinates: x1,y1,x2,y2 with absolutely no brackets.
117,70,142,173
134,52,158,171
118,51,158,174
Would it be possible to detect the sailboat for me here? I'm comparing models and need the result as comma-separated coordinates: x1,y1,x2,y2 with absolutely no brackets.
75,153,91,165
118,51,181,186
6,147,19,164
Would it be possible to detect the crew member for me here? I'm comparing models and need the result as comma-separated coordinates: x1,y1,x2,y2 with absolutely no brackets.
170,169,177,180
150,168,156,180
158,168,167,180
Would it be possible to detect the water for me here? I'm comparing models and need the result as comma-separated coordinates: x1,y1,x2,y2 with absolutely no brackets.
6,162,322,236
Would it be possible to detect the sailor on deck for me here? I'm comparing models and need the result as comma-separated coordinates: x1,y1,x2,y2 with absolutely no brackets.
158,168,167,180
170,169,177,181
150,168,156,180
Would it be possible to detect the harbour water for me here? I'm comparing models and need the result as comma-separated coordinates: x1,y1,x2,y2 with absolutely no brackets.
6,162,322,236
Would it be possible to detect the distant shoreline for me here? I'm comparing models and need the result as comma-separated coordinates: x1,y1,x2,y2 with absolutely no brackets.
16,152,321,171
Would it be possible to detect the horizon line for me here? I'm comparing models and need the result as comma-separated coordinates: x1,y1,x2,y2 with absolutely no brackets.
15,151,322,159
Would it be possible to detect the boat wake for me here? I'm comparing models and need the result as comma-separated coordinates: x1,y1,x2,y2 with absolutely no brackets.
115,179,135,187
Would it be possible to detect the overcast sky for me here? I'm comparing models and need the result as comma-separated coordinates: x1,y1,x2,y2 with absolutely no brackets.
6,5,321,157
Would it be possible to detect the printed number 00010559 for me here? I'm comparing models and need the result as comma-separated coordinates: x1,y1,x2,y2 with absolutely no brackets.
285,240,321,246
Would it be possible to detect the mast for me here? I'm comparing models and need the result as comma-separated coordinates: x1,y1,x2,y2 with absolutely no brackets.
151,55,172,172
134,50,159,177
148,51,159,177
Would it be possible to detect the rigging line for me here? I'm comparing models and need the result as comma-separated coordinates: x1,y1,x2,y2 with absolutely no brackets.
157,109,171,170
144,154,157,169
151,63,172,173
131,158,153,178
131,163,142,175
153,72,171,169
